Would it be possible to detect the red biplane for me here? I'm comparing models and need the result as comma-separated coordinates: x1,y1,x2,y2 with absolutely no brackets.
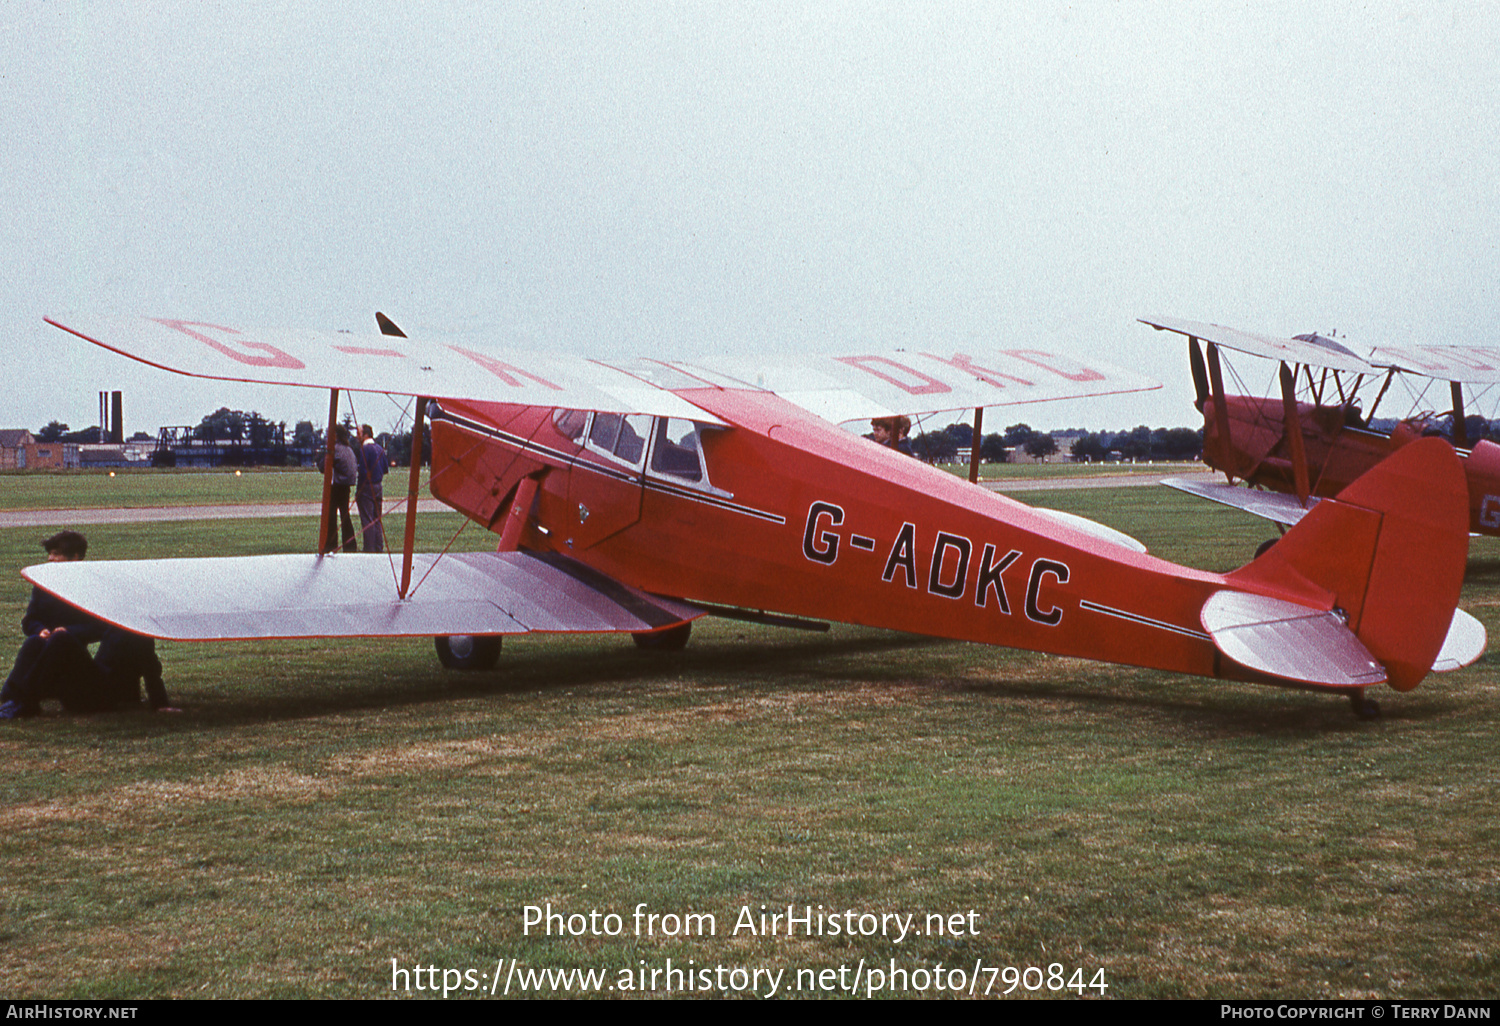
1141,315,1500,537
27,313,1486,718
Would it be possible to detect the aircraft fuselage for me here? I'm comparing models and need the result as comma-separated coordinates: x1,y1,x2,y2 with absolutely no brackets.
426,389,1318,684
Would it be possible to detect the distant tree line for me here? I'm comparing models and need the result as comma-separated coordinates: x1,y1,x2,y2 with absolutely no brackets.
1068,425,1203,462
35,421,151,444
910,422,1203,463
38,409,1194,467
909,422,1053,462
191,408,289,448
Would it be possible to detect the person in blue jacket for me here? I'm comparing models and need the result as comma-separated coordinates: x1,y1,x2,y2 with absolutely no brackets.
356,424,390,553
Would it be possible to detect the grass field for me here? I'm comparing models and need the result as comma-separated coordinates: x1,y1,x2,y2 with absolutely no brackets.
0,467,333,510
0,471,1496,999
0,463,1196,512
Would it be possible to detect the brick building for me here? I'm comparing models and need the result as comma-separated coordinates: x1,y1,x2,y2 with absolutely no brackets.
0,430,81,469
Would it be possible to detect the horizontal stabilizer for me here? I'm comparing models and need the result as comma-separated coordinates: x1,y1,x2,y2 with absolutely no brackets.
1433,609,1487,673
1162,475,1317,527
22,551,700,642
1200,590,1386,688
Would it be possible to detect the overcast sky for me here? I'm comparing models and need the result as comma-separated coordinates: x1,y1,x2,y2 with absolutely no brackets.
3,1,1497,438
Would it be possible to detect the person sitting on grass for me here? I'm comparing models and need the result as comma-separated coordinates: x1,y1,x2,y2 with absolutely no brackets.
0,530,179,719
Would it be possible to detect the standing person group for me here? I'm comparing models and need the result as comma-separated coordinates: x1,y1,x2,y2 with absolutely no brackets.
355,424,390,553
1,531,177,720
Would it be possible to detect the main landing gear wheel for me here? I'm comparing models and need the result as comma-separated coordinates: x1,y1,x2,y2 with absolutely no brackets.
632,622,692,651
1254,537,1279,559
434,635,502,671
1349,690,1381,720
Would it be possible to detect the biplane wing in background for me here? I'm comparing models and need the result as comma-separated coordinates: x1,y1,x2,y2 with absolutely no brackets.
1159,473,1320,528
25,312,1486,717
1141,315,1500,538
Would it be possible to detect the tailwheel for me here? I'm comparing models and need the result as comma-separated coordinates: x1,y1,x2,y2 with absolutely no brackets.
633,622,692,651
434,635,502,670
1348,690,1381,720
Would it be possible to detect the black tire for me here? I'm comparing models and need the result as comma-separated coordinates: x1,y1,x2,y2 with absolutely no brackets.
434,635,502,671
632,622,692,651
1254,537,1278,559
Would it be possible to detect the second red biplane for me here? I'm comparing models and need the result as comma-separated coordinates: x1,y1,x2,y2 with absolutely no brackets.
1141,315,1500,537
26,312,1487,718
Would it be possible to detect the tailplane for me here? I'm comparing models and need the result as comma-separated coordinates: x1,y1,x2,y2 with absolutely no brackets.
1220,436,1473,692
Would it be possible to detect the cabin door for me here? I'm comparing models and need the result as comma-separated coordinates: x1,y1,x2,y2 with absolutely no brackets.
564,413,649,550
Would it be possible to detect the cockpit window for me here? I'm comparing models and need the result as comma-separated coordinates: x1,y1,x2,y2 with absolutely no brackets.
616,416,648,464
650,418,704,482
585,412,650,467
589,412,623,452
553,408,588,443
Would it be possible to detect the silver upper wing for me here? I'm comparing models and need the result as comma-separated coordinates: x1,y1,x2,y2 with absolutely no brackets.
49,312,1158,426
46,313,719,422
1144,314,1500,386
1140,316,1375,374
670,348,1159,424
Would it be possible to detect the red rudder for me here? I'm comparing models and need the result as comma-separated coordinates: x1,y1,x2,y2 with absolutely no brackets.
1227,437,1469,691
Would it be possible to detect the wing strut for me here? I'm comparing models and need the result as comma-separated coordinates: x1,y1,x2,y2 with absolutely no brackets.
1188,337,1210,411
317,388,339,554
1279,362,1311,505
968,407,984,484
374,311,429,601
1451,381,1468,448
1366,367,1396,421
398,397,428,599
1205,341,1239,478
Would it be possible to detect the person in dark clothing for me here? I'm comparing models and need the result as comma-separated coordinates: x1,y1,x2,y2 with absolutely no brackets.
0,531,177,718
323,424,358,554
2,531,104,717
94,628,173,713
1,626,98,717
